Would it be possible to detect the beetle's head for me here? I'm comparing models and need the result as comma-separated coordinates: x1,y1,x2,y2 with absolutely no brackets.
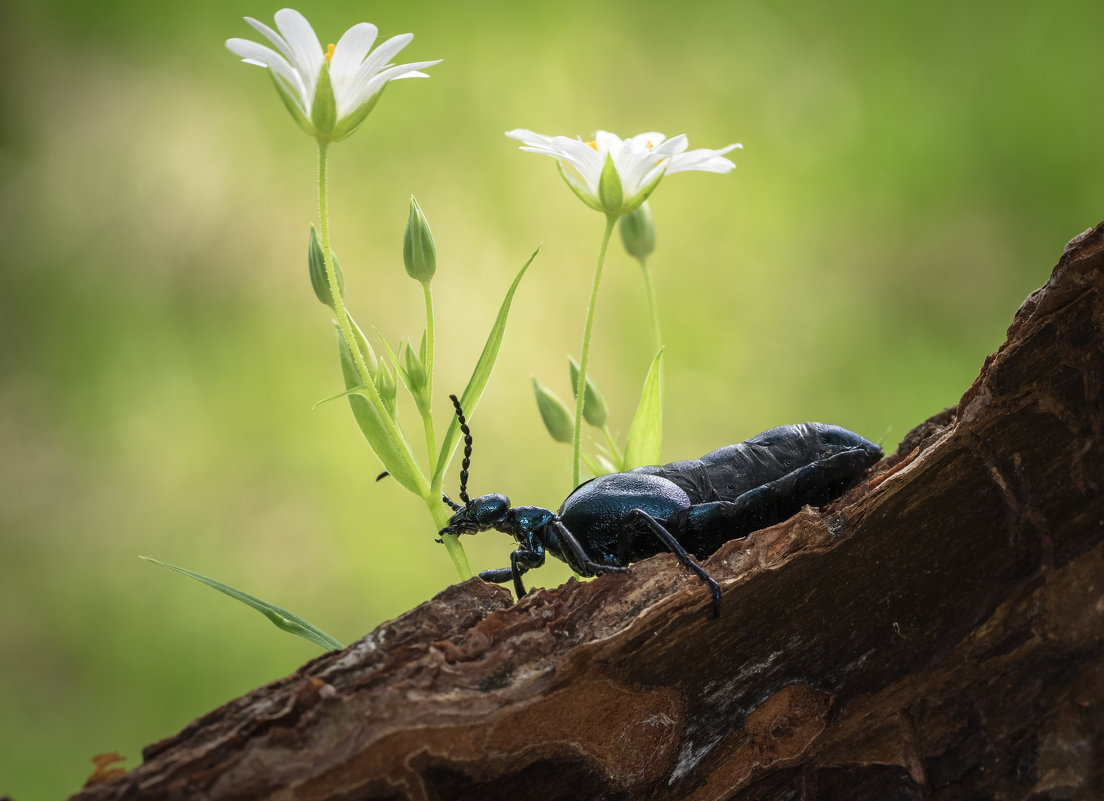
440,493,512,536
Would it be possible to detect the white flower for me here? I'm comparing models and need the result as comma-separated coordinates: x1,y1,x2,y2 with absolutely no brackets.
505,129,742,215
227,9,440,141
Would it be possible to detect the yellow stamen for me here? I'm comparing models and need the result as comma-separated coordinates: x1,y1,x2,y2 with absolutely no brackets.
324,43,335,63
586,140,598,151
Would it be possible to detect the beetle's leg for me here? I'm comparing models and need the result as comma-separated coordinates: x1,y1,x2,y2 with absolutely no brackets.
625,509,722,617
549,520,630,577
478,548,545,601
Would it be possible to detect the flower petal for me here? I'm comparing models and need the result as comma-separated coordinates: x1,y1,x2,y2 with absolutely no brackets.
341,33,416,113
243,16,295,64
273,8,324,101
347,59,440,114
330,22,379,80
226,38,308,110
668,143,742,174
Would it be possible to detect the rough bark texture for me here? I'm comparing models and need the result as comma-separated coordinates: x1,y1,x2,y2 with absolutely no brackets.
71,222,1104,801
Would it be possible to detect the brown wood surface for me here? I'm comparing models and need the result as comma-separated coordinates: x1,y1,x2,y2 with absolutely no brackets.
70,222,1104,801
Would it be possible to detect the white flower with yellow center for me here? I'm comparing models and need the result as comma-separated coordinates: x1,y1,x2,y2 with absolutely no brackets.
227,9,440,142
505,129,742,216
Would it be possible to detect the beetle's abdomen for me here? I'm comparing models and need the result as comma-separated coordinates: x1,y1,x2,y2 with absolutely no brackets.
558,473,690,558
637,423,882,503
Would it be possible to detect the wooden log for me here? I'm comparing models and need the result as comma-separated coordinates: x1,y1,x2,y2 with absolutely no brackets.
70,221,1104,801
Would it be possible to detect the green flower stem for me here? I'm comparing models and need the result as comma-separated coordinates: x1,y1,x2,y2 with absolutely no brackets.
316,141,430,500
572,213,618,487
317,142,468,579
429,497,471,578
638,256,663,351
421,282,437,475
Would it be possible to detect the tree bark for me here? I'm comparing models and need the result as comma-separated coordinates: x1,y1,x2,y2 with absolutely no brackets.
71,222,1104,801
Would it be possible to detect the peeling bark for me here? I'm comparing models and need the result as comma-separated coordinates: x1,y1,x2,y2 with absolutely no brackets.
70,222,1104,801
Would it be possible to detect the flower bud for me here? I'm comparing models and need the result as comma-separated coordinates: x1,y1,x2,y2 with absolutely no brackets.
532,378,574,443
403,341,427,394
348,320,378,378
308,225,345,309
375,363,397,416
568,357,609,428
619,202,656,260
402,196,436,284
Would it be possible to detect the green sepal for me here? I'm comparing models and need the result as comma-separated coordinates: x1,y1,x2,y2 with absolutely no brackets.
568,356,609,428
431,247,540,493
308,225,345,308
140,556,344,651
268,71,315,136
619,202,656,260
533,377,574,443
328,85,385,142
556,160,605,212
598,153,624,215
310,61,337,137
621,164,668,215
403,196,437,283
623,348,664,469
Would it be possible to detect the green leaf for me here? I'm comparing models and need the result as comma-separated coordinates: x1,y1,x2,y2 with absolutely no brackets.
140,556,344,651
623,348,664,469
336,326,422,494
431,246,540,492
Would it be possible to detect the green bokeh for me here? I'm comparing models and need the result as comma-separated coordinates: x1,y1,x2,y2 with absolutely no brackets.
2,1,1102,798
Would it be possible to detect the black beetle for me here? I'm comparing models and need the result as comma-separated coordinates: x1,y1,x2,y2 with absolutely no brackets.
439,395,882,615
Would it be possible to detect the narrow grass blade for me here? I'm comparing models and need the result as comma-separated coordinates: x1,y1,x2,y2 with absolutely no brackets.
623,348,664,469
140,556,344,651
431,246,539,491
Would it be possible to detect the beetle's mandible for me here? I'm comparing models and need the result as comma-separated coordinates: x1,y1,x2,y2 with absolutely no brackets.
438,395,883,615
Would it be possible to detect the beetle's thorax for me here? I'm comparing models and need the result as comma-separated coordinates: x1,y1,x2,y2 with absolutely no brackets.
498,505,556,540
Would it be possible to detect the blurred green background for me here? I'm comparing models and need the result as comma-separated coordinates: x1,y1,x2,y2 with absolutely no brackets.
1,0,1101,797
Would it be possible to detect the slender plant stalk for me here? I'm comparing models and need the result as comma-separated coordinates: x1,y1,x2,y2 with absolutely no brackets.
316,141,471,576
639,256,663,351
421,282,438,475
572,214,618,486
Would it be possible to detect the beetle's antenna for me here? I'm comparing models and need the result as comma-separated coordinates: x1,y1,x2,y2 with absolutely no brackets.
449,394,472,505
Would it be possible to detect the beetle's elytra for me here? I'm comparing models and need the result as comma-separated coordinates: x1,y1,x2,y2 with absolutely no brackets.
439,395,882,615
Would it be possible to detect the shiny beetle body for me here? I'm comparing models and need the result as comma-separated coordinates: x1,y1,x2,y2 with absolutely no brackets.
440,396,882,615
